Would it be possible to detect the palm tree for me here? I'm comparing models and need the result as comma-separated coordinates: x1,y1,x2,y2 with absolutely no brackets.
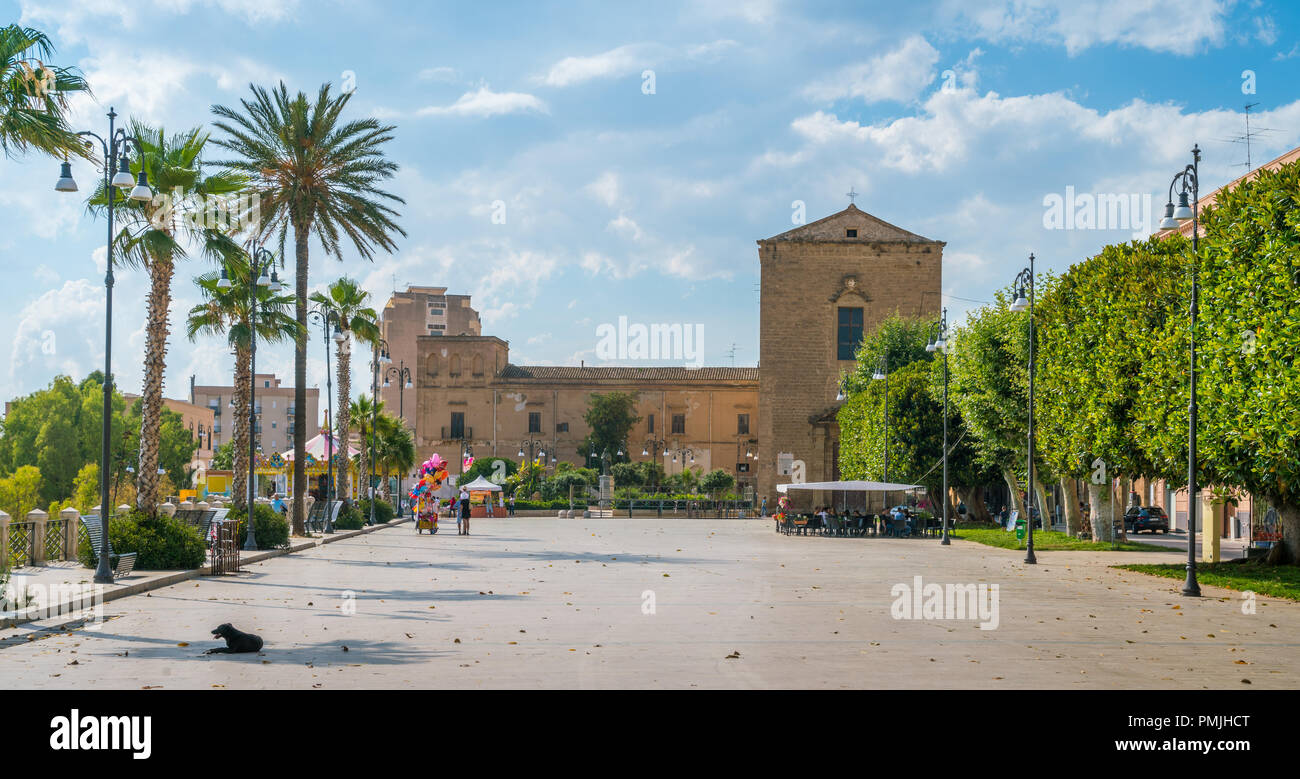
373,411,415,505
348,394,382,507
309,277,380,500
186,253,299,510
1,24,91,159
211,82,406,535
89,121,246,518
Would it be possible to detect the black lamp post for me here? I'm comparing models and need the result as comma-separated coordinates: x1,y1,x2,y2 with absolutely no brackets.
927,308,951,544
872,354,890,511
1157,145,1202,597
56,107,152,584
367,338,391,525
1009,254,1037,565
383,361,412,516
518,438,544,495
219,246,281,551
642,438,667,490
309,307,345,531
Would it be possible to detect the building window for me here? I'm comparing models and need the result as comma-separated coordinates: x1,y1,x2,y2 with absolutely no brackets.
555,422,569,433
837,307,864,360
450,412,465,439
846,229,858,238
647,414,655,434
528,412,541,434
671,414,685,435
737,413,749,435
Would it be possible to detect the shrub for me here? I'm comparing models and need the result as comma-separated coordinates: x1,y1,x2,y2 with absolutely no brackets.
357,498,394,524
78,510,206,571
234,504,291,550
334,502,365,530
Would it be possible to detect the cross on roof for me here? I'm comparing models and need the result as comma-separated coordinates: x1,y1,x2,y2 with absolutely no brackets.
846,186,858,204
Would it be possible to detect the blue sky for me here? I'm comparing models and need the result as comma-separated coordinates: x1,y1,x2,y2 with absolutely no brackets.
4,0,1300,422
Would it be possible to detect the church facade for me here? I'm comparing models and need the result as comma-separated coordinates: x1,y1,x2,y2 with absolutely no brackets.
385,203,941,505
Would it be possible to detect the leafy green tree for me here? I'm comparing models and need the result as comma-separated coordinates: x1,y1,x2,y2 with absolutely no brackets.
0,465,44,517
699,468,735,497
310,277,381,500
213,81,407,535
373,411,415,504
1175,160,1300,563
211,440,234,470
0,24,91,160
72,463,99,513
577,391,641,465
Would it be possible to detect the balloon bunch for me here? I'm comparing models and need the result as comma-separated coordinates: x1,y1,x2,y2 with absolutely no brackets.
409,454,449,504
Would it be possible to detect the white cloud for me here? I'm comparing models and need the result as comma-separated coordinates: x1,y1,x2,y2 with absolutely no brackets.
586,171,621,207
539,39,738,88
940,0,1232,56
419,66,459,82
416,86,548,118
607,213,644,242
805,36,940,104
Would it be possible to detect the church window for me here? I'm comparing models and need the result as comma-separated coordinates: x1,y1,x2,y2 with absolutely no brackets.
837,307,864,360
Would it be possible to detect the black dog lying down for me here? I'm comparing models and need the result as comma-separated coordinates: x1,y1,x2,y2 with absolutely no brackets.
204,623,264,654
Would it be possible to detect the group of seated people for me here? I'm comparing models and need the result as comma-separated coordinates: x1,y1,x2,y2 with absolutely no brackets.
789,505,923,537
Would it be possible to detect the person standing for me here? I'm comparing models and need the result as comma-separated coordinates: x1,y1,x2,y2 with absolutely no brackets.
508,494,515,517
459,485,471,535
485,492,494,517
761,496,768,517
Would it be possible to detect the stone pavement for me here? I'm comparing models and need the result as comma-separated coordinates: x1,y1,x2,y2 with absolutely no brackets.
1,518,1295,689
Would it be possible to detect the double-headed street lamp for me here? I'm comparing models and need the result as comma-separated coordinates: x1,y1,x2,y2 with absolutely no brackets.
308,306,345,532
368,338,391,525
1157,145,1202,597
518,437,545,495
55,107,153,585
927,308,951,545
219,246,281,551
1009,254,1037,565
642,438,668,490
383,361,412,516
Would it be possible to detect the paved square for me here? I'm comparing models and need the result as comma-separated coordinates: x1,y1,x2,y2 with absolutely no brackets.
2,518,1296,689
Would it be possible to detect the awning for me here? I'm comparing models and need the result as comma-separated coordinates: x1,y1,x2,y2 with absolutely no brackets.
460,475,503,492
777,480,922,493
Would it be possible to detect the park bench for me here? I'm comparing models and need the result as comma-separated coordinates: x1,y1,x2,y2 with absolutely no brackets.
79,515,138,579
174,508,218,541
305,500,342,534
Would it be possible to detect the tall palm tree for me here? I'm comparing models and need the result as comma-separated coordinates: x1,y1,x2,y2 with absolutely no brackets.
211,82,406,535
348,394,382,507
309,277,380,500
186,253,299,510
1,24,90,159
89,121,246,518
373,411,415,504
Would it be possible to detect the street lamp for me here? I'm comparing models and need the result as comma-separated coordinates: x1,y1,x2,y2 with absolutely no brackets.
309,307,343,533
56,107,151,585
1009,254,1037,565
1159,145,1202,597
518,437,545,496
384,361,413,516
872,353,890,510
927,308,951,545
367,338,391,525
223,246,281,552
643,438,667,491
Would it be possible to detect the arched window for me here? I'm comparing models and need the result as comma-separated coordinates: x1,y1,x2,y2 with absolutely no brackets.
472,354,484,376
450,354,462,377
425,352,439,377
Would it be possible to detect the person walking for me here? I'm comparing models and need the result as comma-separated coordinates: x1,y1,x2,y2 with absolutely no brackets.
459,485,472,535
761,496,768,518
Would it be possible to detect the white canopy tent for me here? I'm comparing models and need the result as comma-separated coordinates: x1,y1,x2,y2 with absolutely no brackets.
776,480,921,493
777,479,925,513
460,475,503,492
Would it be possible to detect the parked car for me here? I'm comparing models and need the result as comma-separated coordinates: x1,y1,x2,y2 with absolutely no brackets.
1123,505,1170,534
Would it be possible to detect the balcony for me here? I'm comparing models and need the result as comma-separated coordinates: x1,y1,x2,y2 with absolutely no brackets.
440,426,472,440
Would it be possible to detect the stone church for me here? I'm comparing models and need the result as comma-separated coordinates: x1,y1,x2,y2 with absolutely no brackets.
382,203,941,507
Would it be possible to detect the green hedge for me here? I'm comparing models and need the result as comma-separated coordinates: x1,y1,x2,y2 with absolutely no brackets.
334,502,366,530
235,504,291,550
78,511,206,571
358,498,394,524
